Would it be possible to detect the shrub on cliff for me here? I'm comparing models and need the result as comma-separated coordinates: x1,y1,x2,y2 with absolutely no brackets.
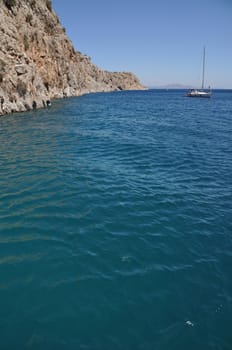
26,13,33,25
23,34,29,50
16,80,27,97
0,59,6,83
46,0,52,11
0,59,6,71
3,0,16,10
30,0,36,8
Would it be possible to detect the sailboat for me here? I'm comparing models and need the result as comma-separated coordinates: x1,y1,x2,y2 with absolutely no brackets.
186,47,211,98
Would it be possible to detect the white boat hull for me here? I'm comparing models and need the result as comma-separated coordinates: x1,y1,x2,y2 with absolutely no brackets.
186,89,211,98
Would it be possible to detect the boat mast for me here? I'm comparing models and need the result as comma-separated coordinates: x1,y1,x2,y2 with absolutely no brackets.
201,46,205,89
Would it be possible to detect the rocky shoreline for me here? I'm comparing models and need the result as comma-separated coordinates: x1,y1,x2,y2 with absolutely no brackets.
0,0,144,116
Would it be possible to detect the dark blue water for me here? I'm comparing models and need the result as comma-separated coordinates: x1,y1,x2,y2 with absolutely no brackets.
0,89,232,349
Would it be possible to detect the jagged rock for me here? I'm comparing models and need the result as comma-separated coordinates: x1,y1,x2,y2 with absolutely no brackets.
0,0,144,116
15,64,27,75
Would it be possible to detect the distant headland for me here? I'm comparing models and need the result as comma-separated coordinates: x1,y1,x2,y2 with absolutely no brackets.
150,84,194,90
0,0,144,116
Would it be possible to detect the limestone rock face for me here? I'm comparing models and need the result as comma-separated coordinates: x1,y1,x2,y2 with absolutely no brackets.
0,0,144,116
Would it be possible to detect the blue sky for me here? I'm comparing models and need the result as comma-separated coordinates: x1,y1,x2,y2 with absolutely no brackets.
52,0,232,88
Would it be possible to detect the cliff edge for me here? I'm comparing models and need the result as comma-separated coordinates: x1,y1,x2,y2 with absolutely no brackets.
0,0,144,115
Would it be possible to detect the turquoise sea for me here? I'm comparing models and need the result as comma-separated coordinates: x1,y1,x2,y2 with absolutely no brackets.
0,89,231,349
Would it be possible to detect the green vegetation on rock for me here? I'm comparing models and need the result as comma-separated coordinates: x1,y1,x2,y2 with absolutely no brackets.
3,0,16,10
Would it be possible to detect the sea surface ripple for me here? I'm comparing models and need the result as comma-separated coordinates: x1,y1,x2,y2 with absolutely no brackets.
0,90,232,349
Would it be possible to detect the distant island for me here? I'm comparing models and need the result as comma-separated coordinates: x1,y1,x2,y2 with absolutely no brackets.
0,0,144,116
151,84,194,89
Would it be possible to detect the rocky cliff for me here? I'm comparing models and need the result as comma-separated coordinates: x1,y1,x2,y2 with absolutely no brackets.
0,0,144,115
